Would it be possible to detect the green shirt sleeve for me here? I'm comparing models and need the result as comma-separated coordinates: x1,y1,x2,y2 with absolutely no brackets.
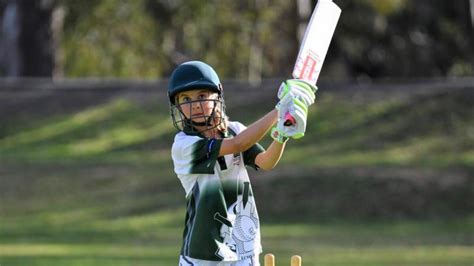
190,138,223,174
243,142,265,170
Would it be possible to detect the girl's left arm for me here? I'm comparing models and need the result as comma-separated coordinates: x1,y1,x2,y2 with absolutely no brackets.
254,141,286,171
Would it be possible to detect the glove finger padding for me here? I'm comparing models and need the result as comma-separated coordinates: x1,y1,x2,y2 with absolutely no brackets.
278,79,317,108
278,98,308,139
287,79,318,94
272,95,292,143
275,90,294,111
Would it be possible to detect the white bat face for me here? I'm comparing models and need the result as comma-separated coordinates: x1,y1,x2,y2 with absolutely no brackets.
292,0,341,85
293,50,320,84
285,0,341,127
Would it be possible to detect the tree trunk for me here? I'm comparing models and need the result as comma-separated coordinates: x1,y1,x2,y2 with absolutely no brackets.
470,0,474,28
296,0,312,43
0,0,54,77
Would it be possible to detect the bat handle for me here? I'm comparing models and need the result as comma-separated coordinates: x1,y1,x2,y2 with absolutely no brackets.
283,112,296,126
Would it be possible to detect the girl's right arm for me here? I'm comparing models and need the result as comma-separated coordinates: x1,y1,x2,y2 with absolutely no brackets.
219,109,277,156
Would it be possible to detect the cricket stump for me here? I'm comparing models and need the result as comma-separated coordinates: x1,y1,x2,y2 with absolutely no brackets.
264,253,302,266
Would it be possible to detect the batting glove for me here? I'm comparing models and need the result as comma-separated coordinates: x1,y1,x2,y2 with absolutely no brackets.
277,79,317,109
280,98,308,139
275,93,308,139
270,125,289,144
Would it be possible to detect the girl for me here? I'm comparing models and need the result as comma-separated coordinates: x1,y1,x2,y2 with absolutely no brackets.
168,61,315,265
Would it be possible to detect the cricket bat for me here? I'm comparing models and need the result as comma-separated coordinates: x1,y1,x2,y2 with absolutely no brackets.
284,0,341,125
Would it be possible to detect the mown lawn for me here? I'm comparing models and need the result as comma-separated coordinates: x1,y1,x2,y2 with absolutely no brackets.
1,156,472,266
1,160,472,266
1,210,473,265
1,84,472,265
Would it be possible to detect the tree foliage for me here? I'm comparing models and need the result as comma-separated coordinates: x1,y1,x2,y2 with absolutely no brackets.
0,0,473,79
332,0,474,79
59,0,162,77
55,0,297,80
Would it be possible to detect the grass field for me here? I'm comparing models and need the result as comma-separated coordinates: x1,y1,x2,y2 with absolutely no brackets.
1,216,473,265
1,81,473,265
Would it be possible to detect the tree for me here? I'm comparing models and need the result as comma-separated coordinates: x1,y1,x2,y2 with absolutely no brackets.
0,0,55,77
3,0,472,79
329,0,474,79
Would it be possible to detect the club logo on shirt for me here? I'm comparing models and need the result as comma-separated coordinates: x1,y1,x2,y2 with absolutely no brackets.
213,182,259,260
232,153,241,166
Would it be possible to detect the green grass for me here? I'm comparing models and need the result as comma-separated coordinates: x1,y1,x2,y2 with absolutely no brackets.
0,162,471,266
285,89,474,168
1,88,473,168
1,211,473,265
1,86,472,265
0,99,175,161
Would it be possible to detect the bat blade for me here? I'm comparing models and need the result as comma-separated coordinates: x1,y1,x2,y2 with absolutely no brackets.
292,0,341,86
284,0,341,127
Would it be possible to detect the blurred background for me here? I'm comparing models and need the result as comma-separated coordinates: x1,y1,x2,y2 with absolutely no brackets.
0,0,473,265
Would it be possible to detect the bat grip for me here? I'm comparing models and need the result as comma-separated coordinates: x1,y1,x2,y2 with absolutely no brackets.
283,112,296,126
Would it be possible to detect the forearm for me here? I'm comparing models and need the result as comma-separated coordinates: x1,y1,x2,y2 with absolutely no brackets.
220,109,277,155
234,109,277,150
255,140,286,170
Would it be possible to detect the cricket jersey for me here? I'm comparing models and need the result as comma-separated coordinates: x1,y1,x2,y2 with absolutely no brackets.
171,121,265,262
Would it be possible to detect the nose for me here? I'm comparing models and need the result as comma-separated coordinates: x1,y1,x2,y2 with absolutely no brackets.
192,101,201,110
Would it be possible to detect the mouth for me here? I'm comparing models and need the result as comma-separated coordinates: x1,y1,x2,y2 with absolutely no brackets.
191,113,206,121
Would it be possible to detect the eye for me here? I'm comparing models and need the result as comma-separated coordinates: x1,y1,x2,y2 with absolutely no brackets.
198,93,208,100
180,96,191,103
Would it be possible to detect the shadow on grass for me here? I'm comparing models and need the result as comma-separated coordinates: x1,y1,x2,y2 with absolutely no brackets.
253,167,474,223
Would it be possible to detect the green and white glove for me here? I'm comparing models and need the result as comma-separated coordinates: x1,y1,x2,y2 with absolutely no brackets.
274,79,315,139
270,125,289,144
273,91,309,140
272,93,292,143
277,79,317,108
277,95,308,139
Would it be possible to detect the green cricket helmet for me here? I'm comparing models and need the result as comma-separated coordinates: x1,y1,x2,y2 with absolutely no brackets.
167,61,226,134
168,61,223,104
